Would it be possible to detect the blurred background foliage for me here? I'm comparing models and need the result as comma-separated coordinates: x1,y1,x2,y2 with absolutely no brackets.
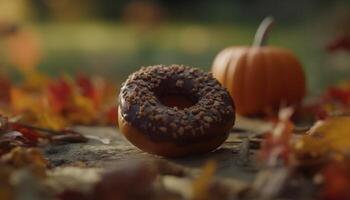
0,0,349,95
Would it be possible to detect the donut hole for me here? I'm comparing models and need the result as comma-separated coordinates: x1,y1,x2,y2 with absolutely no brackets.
155,78,199,109
158,92,197,109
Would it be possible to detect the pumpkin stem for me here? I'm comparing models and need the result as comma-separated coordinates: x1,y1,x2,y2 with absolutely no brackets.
253,16,275,47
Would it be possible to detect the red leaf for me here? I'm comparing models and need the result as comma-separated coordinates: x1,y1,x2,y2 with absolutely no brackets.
321,161,350,200
105,106,118,126
326,86,350,106
0,75,11,104
326,35,350,52
47,78,72,113
76,74,100,108
8,123,41,145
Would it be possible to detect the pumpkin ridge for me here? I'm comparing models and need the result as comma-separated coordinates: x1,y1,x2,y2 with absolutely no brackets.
264,48,279,111
259,48,269,113
276,49,290,108
245,47,264,113
261,48,270,113
212,48,233,86
274,49,288,109
225,48,246,96
222,47,241,87
231,49,249,114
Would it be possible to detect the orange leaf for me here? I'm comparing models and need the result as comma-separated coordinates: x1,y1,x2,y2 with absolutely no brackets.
10,88,38,112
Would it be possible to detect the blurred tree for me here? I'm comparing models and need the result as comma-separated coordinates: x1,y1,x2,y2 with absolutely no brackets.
32,0,97,21
123,0,165,29
0,0,34,22
28,0,349,24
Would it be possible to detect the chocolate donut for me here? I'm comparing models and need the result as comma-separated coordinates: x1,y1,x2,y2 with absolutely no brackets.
118,64,235,157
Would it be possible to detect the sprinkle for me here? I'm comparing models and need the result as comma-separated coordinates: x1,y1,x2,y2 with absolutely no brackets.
178,127,184,135
176,80,184,87
159,127,167,133
204,116,213,123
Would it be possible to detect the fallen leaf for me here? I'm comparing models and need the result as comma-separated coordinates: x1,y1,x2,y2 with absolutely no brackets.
191,160,216,200
47,77,73,114
10,88,39,113
326,86,350,106
321,160,350,200
103,106,118,126
326,35,350,52
295,116,350,159
9,123,41,145
0,76,11,104
258,107,294,166
0,147,48,172
76,74,101,108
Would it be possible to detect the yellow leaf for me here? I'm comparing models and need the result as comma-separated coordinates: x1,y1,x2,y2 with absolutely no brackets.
67,94,97,124
295,116,350,158
192,160,216,200
22,71,49,90
36,110,67,130
10,88,37,112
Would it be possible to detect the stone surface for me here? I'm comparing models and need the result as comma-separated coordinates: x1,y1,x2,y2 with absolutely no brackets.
43,126,258,182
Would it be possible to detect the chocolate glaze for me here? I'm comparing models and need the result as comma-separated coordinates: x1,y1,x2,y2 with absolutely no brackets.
119,64,235,144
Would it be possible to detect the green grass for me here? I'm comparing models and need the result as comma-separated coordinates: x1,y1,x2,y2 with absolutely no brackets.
15,21,350,95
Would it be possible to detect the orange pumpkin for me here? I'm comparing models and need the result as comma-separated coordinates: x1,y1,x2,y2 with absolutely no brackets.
212,17,306,116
